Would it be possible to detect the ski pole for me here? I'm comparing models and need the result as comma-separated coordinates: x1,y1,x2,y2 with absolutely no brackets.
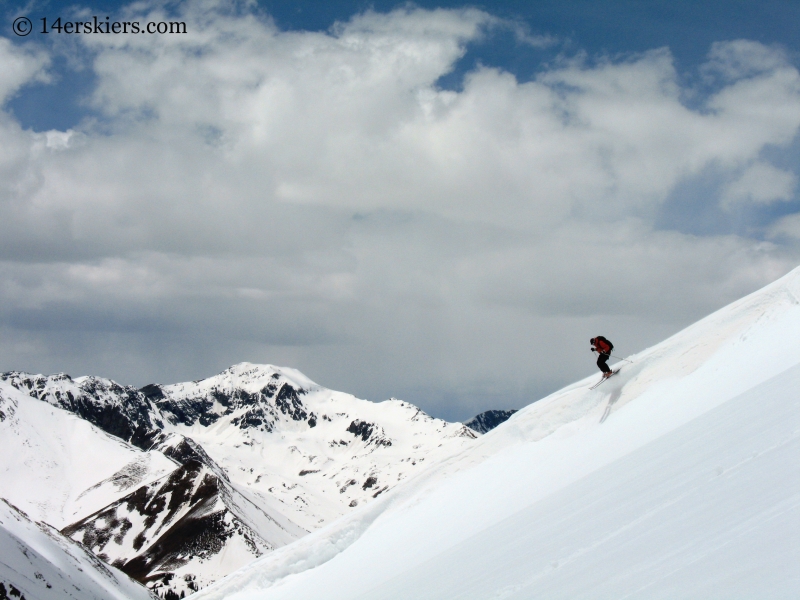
593,349,633,363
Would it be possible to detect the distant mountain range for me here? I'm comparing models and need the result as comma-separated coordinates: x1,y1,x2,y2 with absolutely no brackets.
1,363,492,597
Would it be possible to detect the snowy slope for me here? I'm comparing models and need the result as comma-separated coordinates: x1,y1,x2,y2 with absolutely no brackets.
0,381,176,528
192,266,800,599
0,499,155,600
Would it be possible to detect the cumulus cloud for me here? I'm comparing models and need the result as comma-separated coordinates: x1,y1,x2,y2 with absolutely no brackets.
721,162,797,209
2,2,800,418
768,212,800,241
0,37,49,104
703,39,791,81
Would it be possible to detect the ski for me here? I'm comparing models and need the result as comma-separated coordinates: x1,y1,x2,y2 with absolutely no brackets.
590,368,620,390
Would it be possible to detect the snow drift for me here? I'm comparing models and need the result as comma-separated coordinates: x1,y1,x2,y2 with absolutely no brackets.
193,266,800,599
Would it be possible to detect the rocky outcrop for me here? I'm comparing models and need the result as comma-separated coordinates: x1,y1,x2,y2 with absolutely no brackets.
464,409,518,434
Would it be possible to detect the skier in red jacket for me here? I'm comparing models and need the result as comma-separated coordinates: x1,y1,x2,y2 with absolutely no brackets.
591,336,614,378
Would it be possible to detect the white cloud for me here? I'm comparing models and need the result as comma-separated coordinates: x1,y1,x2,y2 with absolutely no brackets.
721,162,797,209
0,37,49,104
768,212,800,240
63,20,800,230
703,39,790,81
2,3,800,418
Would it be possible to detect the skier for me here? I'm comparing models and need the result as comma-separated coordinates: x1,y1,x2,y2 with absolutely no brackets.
590,336,614,378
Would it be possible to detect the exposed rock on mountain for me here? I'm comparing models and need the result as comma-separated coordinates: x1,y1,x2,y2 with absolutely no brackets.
464,409,518,434
346,419,393,446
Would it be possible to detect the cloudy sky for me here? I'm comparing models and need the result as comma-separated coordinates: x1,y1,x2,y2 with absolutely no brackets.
2,0,800,420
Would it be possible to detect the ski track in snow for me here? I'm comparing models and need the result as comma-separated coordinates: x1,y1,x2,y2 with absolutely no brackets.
192,265,800,599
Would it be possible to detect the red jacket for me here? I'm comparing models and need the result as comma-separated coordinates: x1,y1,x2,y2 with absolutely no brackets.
593,338,611,354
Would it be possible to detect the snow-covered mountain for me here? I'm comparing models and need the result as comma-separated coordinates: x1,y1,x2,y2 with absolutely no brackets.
2,365,476,531
0,499,156,600
62,457,307,596
0,372,167,450
150,364,477,530
0,381,175,529
192,266,800,599
2,363,478,596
